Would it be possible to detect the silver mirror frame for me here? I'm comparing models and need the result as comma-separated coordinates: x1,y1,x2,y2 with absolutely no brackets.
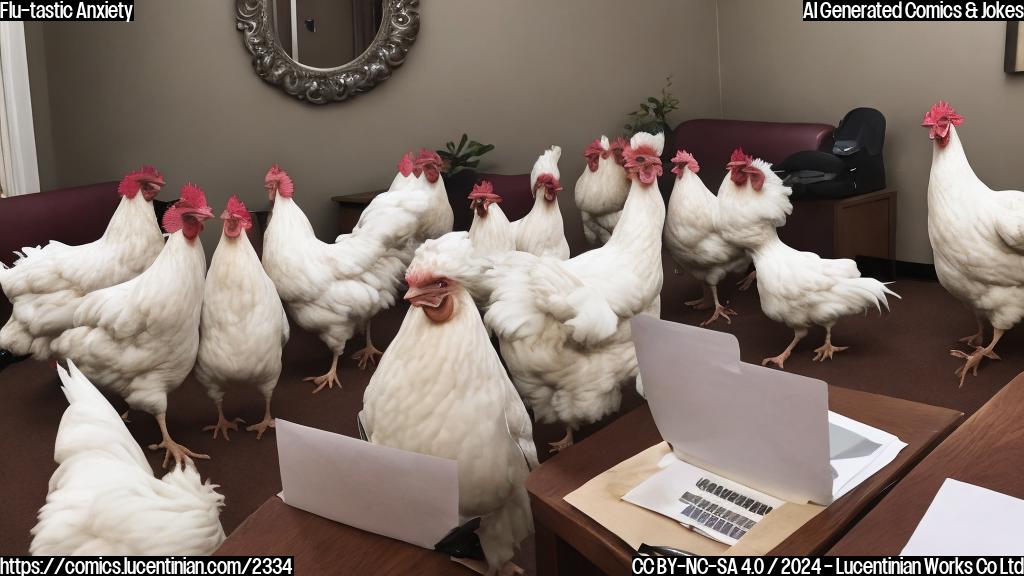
236,0,420,104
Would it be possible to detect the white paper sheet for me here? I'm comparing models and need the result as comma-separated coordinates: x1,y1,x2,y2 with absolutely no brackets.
901,478,1024,556
624,458,784,546
828,411,906,500
275,419,460,549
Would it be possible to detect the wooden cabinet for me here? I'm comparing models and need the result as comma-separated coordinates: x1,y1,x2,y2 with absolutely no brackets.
780,190,897,261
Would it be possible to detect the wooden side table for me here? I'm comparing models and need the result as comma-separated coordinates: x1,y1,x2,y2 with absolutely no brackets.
782,189,897,261
332,191,385,235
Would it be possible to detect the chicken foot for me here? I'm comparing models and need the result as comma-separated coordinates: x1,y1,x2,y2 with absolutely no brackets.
737,270,757,291
304,354,341,393
684,283,714,310
958,314,985,347
203,400,245,441
351,321,383,370
548,426,574,453
812,326,848,362
762,327,808,370
700,285,738,327
149,413,209,469
246,396,275,440
952,328,1003,388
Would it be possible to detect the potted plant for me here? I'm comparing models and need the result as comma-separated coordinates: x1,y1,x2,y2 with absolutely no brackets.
623,76,680,137
437,134,495,230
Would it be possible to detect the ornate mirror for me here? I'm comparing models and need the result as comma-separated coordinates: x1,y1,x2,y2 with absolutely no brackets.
236,0,419,104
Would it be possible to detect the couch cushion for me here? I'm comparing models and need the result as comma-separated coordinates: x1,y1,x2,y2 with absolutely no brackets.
663,119,835,192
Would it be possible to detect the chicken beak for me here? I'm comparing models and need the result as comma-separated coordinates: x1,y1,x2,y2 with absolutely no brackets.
404,285,446,308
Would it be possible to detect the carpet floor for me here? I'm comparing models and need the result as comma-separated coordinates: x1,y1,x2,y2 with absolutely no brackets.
1,267,1018,563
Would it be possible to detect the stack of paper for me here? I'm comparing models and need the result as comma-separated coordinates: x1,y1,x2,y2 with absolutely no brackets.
829,411,906,500
901,478,1024,556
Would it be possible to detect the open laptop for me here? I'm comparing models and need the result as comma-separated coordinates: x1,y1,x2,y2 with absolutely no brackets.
632,315,849,505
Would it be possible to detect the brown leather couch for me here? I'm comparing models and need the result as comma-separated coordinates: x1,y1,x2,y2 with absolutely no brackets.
0,182,121,322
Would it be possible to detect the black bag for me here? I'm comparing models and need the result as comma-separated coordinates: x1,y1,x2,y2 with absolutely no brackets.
776,107,886,200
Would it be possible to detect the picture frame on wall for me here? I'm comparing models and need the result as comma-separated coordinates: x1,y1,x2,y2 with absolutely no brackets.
1007,22,1024,74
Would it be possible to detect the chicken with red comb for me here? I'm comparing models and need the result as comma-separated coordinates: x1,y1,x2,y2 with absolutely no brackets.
922,101,1024,386
0,166,166,362
482,131,666,451
52,183,215,469
362,231,536,576
575,135,630,247
468,180,515,256
195,196,288,441
262,157,453,392
717,152,898,369
508,146,570,259
664,149,752,326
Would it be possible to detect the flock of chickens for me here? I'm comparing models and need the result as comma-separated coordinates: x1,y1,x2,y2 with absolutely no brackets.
1,101,1015,572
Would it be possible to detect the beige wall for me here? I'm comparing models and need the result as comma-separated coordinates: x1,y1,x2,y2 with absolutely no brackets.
28,0,723,252
717,0,1024,263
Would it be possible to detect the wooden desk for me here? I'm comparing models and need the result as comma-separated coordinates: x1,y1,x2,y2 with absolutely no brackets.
332,191,385,235
215,496,473,575
829,374,1024,555
526,387,962,575
783,190,897,262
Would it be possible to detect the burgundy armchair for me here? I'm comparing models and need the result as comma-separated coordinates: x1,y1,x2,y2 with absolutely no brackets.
0,182,121,321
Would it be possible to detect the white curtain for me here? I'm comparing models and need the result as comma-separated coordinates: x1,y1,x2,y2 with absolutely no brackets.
0,22,38,196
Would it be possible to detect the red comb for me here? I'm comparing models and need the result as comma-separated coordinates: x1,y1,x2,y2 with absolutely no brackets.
266,164,294,197
415,148,443,183
178,182,207,208
671,150,700,177
117,165,164,198
729,148,751,165
397,152,419,178
922,101,963,127
583,138,611,172
227,195,250,218
622,145,663,185
468,180,496,199
162,206,182,234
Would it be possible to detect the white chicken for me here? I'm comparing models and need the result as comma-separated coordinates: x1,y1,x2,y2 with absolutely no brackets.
261,153,453,393
31,360,224,555
574,136,630,246
717,149,898,369
923,101,1024,386
510,146,570,259
195,196,289,441
663,150,751,326
468,180,515,256
484,132,666,452
361,232,536,576
51,183,213,468
0,167,165,360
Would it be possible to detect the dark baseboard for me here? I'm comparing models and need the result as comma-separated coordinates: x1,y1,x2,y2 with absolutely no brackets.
854,256,938,282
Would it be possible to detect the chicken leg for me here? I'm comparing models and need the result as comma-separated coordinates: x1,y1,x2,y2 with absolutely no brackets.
246,395,275,440
685,283,714,310
304,353,341,393
548,426,574,453
203,400,245,441
351,321,383,370
959,314,985,347
149,413,209,469
812,326,848,362
737,270,757,291
951,327,1003,388
700,285,738,326
762,327,808,370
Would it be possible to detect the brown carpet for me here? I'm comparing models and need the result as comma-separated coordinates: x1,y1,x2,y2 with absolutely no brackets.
1,265,1018,559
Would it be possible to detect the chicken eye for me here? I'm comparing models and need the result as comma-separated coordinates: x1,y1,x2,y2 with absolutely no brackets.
436,280,448,289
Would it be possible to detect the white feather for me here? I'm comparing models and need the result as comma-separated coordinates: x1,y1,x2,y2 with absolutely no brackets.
31,361,225,556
